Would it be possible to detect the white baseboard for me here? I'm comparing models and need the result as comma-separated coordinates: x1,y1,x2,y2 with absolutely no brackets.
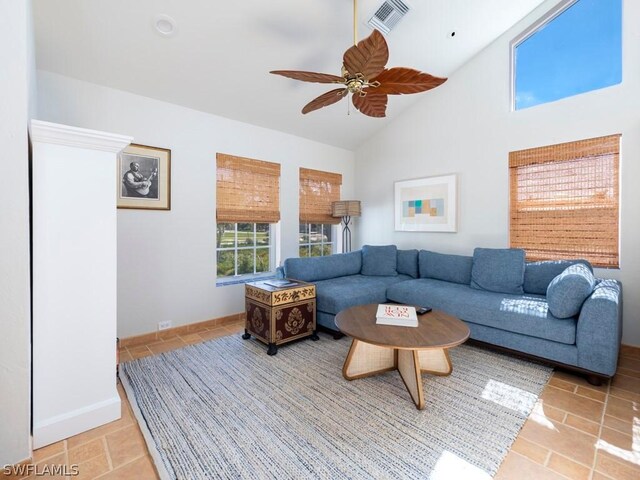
33,396,121,449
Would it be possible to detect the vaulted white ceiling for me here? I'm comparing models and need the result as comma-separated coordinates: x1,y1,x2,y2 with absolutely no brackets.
32,0,547,150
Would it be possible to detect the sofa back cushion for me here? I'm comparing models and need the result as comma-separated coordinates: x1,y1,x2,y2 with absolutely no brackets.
361,245,398,276
547,263,596,318
419,250,473,285
397,249,419,278
471,248,525,294
524,259,593,295
284,251,362,282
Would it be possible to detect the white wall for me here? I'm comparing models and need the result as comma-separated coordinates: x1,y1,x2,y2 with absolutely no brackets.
0,0,33,465
355,0,640,346
37,72,355,337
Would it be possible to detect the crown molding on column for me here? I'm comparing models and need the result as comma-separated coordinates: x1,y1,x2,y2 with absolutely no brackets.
29,120,133,153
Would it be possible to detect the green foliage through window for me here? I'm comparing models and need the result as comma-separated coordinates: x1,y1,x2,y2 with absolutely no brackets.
217,223,272,277
299,223,334,257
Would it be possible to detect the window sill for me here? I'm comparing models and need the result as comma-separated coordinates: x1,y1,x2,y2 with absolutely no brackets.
216,273,276,287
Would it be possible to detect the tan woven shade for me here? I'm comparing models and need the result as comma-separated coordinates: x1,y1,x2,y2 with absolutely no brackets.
299,168,342,224
509,134,620,268
216,153,281,223
332,200,361,217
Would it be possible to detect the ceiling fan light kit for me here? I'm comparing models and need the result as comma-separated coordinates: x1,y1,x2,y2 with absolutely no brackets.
270,0,446,118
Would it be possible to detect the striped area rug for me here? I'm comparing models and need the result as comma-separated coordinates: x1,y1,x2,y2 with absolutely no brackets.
120,334,552,480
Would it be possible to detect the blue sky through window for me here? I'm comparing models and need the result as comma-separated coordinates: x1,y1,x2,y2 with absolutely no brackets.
515,0,622,110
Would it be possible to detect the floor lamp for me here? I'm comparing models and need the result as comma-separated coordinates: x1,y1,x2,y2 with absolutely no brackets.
332,200,361,253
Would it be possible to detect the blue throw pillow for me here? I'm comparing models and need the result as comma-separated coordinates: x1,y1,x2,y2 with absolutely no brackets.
397,249,419,278
361,245,398,276
471,248,525,294
547,264,596,318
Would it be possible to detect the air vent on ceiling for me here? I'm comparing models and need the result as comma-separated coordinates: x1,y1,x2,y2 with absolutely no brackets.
367,0,410,34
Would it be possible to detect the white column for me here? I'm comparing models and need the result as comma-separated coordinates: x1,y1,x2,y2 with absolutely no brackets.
30,120,132,448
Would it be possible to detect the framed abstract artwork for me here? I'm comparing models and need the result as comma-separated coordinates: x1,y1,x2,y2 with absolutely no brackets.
394,174,457,232
117,143,171,210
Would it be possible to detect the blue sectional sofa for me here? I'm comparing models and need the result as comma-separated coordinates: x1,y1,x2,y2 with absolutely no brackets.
281,245,623,383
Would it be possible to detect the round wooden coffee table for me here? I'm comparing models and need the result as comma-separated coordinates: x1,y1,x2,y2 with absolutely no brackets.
335,304,470,410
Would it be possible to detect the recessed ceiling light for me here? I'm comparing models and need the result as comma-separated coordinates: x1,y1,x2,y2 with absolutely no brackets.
153,14,177,37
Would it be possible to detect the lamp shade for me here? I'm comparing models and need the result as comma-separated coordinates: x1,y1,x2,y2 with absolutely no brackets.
331,200,361,217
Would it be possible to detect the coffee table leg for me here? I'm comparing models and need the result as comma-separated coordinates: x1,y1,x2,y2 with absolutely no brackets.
342,339,395,380
418,348,453,376
397,350,425,410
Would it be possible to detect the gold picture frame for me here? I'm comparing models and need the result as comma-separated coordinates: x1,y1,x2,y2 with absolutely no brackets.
117,143,171,210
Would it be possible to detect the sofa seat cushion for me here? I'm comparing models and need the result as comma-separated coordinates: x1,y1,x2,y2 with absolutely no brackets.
315,274,411,315
386,278,576,345
471,248,525,294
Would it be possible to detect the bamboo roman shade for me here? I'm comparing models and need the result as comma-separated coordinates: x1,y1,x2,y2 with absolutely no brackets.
299,168,342,224
216,153,281,223
509,134,620,268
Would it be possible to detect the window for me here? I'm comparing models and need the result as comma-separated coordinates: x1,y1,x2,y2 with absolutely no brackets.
513,0,622,110
216,153,280,280
299,223,334,257
299,168,342,257
216,223,274,277
509,134,620,268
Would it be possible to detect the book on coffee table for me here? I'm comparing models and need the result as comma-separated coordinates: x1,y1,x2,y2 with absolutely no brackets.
375,304,418,327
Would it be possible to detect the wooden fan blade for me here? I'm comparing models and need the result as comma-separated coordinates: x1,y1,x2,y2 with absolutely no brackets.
270,70,345,84
302,88,348,114
343,29,389,80
370,68,447,95
352,92,388,118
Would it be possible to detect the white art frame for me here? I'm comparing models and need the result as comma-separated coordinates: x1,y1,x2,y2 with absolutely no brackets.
394,174,457,232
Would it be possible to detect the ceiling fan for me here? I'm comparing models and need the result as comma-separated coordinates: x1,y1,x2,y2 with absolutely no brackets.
270,0,447,118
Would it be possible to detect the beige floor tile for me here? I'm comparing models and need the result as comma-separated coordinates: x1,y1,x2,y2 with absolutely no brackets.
540,385,604,422
118,350,133,363
147,337,185,355
605,396,638,423
519,418,596,466
66,415,133,450
510,437,550,464
575,385,606,402
595,451,640,480
74,453,110,480
33,441,65,462
67,438,106,465
178,333,203,344
547,453,591,480
591,471,615,480
198,328,230,341
548,376,577,393
602,414,635,435
551,370,609,392
618,367,640,379
618,356,640,372
609,386,640,403
128,346,153,360
611,373,640,395
564,414,600,437
619,346,640,360
533,401,567,423
495,452,566,480
105,425,148,468
96,456,157,480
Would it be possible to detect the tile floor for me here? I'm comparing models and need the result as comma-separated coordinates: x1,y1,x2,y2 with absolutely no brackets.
25,323,639,480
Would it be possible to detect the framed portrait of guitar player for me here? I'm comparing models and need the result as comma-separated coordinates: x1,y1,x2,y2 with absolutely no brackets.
117,143,171,210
